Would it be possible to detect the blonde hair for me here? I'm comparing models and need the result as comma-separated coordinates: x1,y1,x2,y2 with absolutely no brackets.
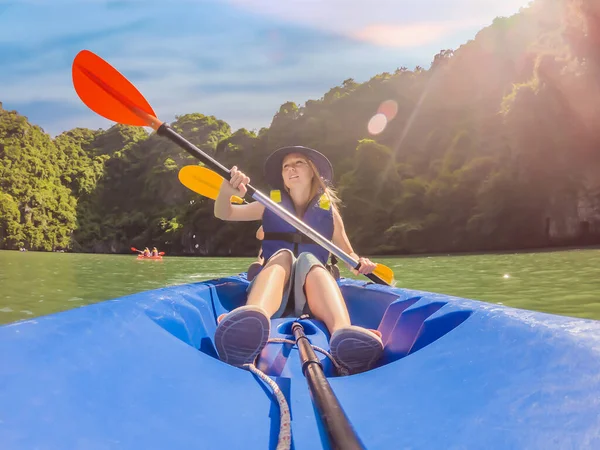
282,155,341,213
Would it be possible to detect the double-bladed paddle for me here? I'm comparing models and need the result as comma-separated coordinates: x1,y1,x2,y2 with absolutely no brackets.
71,49,394,287
72,48,372,450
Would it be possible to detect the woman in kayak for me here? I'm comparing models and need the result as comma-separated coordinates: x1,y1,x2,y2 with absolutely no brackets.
213,146,384,375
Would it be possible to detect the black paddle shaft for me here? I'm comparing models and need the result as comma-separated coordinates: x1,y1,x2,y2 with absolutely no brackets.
157,123,241,187
292,322,365,450
156,123,388,285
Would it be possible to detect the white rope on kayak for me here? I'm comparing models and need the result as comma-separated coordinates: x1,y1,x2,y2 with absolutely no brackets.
243,362,292,450
267,337,350,376
240,325,349,450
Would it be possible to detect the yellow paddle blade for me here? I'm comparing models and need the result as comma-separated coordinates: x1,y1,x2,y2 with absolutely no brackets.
373,263,395,285
178,165,243,204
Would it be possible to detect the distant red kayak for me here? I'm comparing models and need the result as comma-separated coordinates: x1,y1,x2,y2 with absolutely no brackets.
136,255,163,260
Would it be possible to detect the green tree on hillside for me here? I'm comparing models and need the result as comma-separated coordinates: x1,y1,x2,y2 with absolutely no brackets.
1,0,599,255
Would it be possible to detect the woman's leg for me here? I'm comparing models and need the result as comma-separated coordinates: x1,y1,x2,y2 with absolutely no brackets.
214,249,293,367
246,249,292,317
302,259,383,375
219,249,293,322
304,265,381,338
303,265,352,333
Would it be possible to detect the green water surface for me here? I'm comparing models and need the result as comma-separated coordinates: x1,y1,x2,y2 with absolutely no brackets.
1,248,599,325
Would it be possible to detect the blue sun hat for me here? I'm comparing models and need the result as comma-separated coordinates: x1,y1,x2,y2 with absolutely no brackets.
264,146,334,189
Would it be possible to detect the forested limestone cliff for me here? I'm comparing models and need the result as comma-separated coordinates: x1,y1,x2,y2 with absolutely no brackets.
1,0,599,256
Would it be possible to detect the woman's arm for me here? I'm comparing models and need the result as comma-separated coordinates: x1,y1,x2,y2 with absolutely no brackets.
331,208,357,259
331,208,377,274
214,166,265,221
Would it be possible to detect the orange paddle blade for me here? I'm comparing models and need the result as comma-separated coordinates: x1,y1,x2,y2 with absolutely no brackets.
72,50,163,130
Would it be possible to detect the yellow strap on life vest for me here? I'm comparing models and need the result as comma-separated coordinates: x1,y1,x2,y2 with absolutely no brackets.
270,190,329,209
318,194,330,210
270,190,282,203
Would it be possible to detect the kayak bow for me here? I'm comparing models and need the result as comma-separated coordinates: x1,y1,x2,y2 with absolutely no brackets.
1,274,599,449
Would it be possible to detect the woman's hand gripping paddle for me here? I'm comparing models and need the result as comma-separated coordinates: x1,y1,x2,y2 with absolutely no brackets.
71,49,395,287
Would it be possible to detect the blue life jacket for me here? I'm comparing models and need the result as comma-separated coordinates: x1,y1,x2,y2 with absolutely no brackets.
261,189,334,265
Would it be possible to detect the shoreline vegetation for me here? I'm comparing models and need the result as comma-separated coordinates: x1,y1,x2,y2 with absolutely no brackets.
3,244,599,260
1,0,599,258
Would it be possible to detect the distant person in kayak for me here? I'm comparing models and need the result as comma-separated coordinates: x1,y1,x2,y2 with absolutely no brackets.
143,247,151,257
151,247,159,257
213,146,383,375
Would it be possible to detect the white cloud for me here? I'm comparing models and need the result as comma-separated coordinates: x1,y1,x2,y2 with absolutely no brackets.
351,22,470,48
223,0,532,47
4,26,419,136
0,0,533,136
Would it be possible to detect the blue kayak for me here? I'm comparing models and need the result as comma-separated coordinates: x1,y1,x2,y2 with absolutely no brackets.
1,273,599,449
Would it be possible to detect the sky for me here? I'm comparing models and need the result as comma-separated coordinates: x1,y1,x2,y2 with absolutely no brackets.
0,0,531,137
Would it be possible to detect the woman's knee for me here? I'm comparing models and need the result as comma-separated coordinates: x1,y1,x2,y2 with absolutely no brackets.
261,249,294,279
297,252,317,263
305,263,333,285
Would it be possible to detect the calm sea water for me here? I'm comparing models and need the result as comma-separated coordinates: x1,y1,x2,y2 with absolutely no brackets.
1,248,599,325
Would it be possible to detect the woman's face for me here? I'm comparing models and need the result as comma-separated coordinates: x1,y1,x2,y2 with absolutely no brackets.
282,153,314,190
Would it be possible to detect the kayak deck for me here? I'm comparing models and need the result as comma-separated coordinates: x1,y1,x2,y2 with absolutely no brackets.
1,274,599,449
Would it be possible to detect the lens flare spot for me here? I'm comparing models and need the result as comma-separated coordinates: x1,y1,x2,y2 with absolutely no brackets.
368,113,388,135
378,99,398,120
